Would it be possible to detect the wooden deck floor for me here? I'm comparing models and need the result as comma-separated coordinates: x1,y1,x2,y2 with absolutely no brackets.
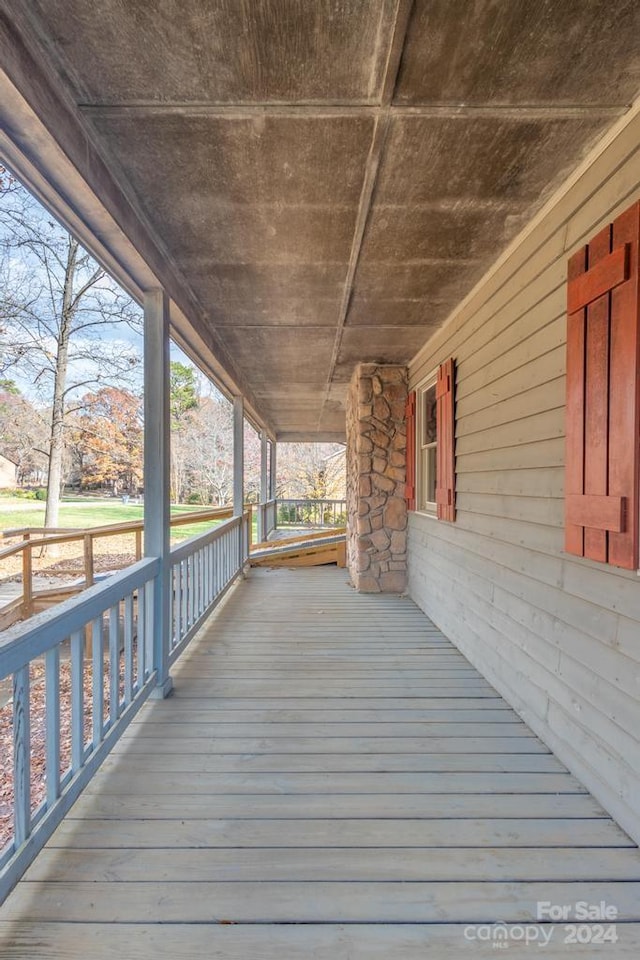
2,566,640,957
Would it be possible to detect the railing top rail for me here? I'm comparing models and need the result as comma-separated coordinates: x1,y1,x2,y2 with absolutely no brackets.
0,557,159,678
0,506,235,559
276,498,346,504
2,526,86,537
170,514,241,565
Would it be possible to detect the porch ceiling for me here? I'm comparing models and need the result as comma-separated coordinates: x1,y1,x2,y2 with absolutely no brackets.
3,1,640,440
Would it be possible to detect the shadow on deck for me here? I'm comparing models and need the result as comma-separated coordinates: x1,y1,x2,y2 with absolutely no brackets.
1,566,640,957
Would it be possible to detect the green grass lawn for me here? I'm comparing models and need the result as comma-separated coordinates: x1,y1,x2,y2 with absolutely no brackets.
0,495,258,543
0,496,226,541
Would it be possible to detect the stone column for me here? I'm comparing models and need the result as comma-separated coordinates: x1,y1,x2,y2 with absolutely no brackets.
345,364,408,593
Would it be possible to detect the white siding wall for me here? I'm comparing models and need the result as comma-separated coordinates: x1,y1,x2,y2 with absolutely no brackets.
408,105,640,843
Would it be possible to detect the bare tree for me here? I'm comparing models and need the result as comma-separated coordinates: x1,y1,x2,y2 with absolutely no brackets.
277,442,346,500
0,384,49,484
0,169,142,525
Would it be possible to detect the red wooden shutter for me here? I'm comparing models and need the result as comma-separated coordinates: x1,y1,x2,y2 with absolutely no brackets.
565,200,640,570
436,358,456,522
405,390,416,510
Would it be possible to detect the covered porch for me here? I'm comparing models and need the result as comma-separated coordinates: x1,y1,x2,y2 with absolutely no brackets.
2,565,640,957
2,1,640,956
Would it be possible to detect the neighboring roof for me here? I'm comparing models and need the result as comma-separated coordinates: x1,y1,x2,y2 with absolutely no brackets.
2,1,639,439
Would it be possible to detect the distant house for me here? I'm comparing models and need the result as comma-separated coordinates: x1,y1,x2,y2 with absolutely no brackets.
0,454,17,488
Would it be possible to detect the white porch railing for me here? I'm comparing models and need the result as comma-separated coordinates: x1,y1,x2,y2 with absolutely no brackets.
256,498,277,542
0,511,250,903
169,512,250,662
276,498,347,528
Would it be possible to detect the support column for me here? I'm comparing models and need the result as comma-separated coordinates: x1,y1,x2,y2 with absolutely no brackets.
269,440,277,501
143,289,173,698
233,396,244,518
258,430,268,542
233,396,246,566
346,364,408,593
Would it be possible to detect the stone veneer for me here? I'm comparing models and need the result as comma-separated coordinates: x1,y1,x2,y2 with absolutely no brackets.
345,363,408,593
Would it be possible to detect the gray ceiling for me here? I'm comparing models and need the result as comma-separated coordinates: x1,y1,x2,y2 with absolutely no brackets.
5,0,640,438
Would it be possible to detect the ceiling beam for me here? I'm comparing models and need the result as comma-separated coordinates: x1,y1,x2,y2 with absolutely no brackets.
78,103,628,121
317,0,415,431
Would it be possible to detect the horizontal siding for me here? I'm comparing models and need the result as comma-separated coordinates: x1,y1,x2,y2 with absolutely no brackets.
408,104,640,844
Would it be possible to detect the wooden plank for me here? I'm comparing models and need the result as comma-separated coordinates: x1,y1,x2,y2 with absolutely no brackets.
251,527,346,552
87,770,583,795
133,707,519,723
567,242,629,312
135,696,513,710
5,879,640,924
566,494,625,532
120,721,532,739
49,817,632,850
172,671,484,680
69,792,603,821
609,200,640,568
27,845,640,883
104,752,567,773
168,684,500,699
251,541,343,568
436,358,456,522
4,922,640,959
565,244,588,556
0,596,24,631
584,223,611,562
114,736,545,755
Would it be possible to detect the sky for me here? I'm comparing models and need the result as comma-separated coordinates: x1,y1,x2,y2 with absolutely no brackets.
0,165,223,407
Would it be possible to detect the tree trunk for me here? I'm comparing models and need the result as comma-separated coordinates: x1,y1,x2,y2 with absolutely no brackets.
44,240,77,530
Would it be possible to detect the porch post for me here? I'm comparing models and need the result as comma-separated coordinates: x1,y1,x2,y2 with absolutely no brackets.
258,430,268,541
270,439,277,499
143,289,173,698
233,396,244,517
270,440,277,528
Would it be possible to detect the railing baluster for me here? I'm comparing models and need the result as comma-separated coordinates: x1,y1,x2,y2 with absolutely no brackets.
70,631,84,773
194,551,199,618
45,647,60,807
145,580,155,678
188,556,195,627
137,584,145,687
181,560,188,636
92,616,103,749
124,593,134,705
109,604,120,724
12,665,30,848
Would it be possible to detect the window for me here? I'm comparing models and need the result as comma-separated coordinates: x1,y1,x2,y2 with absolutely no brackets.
418,379,437,511
410,358,456,521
